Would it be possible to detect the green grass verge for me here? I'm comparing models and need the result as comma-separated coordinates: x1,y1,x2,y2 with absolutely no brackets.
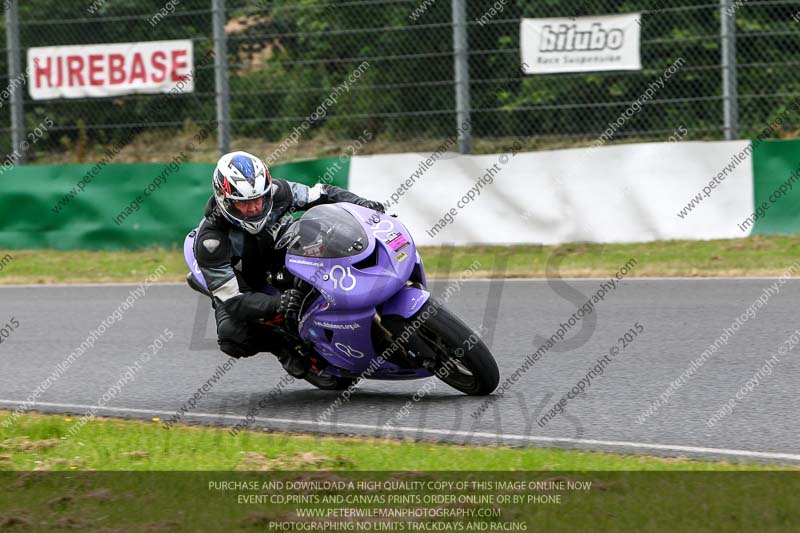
2,235,800,284
1,410,784,472
1,411,798,531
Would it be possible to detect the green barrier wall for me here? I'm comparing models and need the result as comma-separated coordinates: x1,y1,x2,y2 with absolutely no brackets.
0,157,350,250
751,139,800,235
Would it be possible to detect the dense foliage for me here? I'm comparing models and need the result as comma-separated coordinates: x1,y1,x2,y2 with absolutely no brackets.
1,0,798,156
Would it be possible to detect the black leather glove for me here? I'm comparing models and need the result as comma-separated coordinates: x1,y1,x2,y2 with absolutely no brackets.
360,200,386,213
276,288,303,321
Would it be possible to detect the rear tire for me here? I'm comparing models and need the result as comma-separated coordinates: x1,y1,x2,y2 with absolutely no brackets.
400,300,499,396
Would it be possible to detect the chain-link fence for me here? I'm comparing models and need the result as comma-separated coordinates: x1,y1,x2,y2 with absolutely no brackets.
1,0,215,164
2,0,800,166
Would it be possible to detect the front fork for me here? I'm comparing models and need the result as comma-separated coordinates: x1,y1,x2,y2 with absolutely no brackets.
374,283,436,369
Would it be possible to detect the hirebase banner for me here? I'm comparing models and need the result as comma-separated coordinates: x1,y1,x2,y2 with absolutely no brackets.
27,40,194,100
521,13,641,74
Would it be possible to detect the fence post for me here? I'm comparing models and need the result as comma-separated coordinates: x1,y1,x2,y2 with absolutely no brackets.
4,0,26,163
212,0,231,155
721,0,738,140
452,0,471,154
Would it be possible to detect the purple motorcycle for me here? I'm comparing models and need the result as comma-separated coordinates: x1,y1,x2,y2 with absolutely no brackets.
184,203,499,396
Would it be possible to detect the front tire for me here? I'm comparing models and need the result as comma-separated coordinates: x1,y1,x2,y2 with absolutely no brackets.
404,300,499,395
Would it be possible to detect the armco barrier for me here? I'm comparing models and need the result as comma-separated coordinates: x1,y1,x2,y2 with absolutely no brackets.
0,157,349,250
4,140,800,251
349,141,755,246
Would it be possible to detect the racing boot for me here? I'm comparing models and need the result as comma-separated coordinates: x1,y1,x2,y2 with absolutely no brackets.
274,345,309,379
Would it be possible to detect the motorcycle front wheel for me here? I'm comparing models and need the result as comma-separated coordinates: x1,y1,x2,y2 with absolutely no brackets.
401,300,500,396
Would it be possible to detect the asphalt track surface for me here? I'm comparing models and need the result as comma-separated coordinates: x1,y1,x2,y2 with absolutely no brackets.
1,278,799,465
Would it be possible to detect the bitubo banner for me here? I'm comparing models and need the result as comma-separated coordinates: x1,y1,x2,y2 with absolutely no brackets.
521,13,641,74
27,40,194,100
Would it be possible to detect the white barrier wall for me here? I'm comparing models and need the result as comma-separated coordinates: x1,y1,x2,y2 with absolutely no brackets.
349,141,754,245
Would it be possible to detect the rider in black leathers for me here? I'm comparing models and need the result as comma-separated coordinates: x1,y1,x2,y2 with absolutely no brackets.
191,151,384,377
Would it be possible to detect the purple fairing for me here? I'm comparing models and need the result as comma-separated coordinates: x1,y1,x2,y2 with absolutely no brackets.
184,203,433,380
284,203,432,380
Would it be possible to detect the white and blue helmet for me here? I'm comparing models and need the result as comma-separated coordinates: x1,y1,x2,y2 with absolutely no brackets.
212,151,274,234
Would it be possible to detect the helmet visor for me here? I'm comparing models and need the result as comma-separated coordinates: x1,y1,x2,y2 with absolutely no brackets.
225,194,273,222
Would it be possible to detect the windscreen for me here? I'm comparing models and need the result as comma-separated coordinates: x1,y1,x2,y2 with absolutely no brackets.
280,204,368,259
